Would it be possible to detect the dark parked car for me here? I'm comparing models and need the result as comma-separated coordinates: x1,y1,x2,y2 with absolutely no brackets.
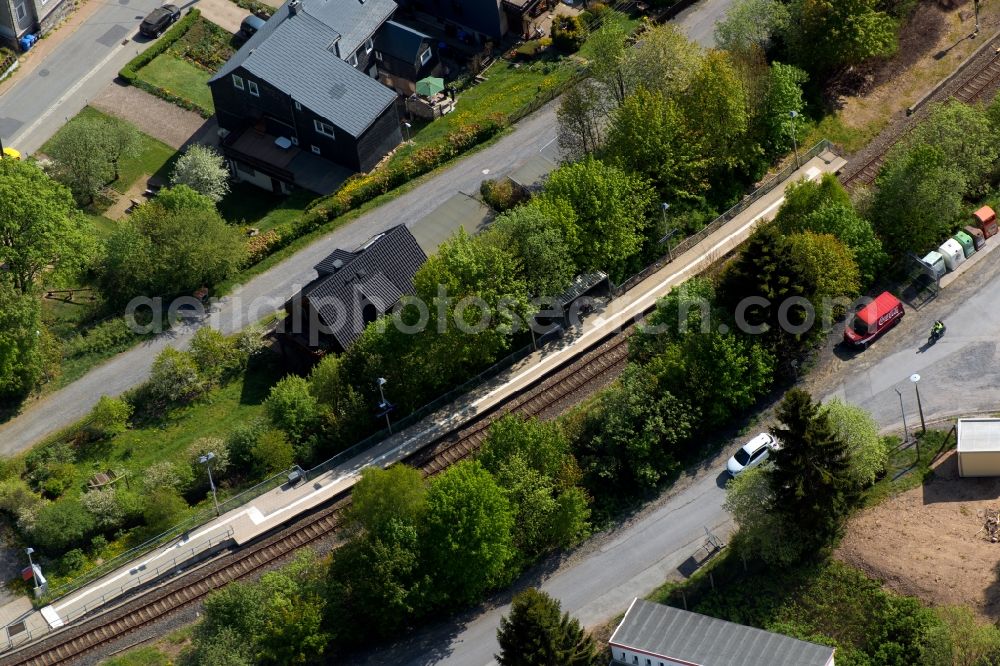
140,4,180,37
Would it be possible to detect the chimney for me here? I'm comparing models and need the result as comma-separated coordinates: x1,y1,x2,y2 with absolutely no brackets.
289,0,302,15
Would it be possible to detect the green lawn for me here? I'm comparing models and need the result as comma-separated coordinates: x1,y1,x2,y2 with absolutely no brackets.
137,54,215,114
218,184,318,233
42,106,178,198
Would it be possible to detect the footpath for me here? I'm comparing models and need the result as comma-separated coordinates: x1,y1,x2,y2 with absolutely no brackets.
0,149,846,655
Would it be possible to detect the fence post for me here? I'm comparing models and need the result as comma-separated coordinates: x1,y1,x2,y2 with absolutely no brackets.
681,589,687,610
709,572,715,590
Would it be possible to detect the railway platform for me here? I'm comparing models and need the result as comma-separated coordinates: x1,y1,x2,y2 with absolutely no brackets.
0,149,845,656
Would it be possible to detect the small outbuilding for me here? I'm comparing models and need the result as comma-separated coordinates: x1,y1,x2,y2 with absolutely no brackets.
957,418,1000,477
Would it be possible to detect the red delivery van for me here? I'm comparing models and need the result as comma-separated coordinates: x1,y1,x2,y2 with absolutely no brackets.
843,291,904,348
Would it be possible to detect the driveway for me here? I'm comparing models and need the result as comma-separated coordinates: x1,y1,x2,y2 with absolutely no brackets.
194,0,249,35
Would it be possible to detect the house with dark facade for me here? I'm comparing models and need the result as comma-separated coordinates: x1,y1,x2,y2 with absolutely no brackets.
209,0,403,194
278,225,427,368
373,20,441,95
397,0,549,42
1,0,73,48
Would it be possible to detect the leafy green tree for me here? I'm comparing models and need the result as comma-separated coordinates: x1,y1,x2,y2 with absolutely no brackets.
551,14,585,52
189,327,245,383
557,80,606,160
933,605,1000,666
724,466,806,565
761,62,808,156
823,399,887,488
47,114,140,202
142,487,187,534
626,24,703,100
715,0,790,53
31,498,95,551
604,87,710,203
146,348,205,406
648,330,775,430
481,416,589,557
81,487,127,530
348,465,427,537
413,229,531,392
541,157,653,275
771,389,854,552
307,353,368,448
0,158,94,293
190,626,253,666
170,144,230,202
680,50,751,170
421,461,515,606
577,365,694,492
265,375,322,444
0,282,47,400
496,588,600,666
585,22,633,108
783,232,860,306
84,395,132,440
872,143,966,259
490,201,577,298
630,277,719,362
785,0,898,76
226,418,267,473
911,102,998,195
100,185,245,306
251,429,295,476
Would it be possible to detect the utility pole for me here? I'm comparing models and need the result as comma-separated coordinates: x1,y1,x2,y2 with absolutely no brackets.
910,373,926,434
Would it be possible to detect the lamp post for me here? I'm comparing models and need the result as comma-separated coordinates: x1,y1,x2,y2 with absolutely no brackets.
894,387,910,447
402,121,412,142
659,203,677,262
377,377,393,434
910,373,926,434
198,452,220,517
25,547,39,593
789,110,800,168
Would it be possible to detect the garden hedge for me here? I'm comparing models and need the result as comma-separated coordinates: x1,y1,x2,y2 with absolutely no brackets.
118,9,213,118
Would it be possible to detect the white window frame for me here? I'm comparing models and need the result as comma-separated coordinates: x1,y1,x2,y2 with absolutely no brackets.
311,145,321,155
290,136,299,146
364,37,373,54
420,48,431,66
294,100,302,110
248,80,260,97
14,2,27,19
375,50,383,62
232,74,244,90
349,51,359,67
313,119,336,138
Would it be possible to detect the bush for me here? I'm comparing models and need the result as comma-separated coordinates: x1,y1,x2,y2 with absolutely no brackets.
63,317,140,359
227,419,268,473
143,461,187,492
59,548,87,576
480,178,527,212
580,2,611,27
85,395,133,440
189,328,245,383
145,348,206,406
38,462,77,499
142,488,188,534
265,375,321,444
0,477,41,518
30,498,95,551
81,488,127,530
552,15,586,53
187,437,231,486
251,429,295,477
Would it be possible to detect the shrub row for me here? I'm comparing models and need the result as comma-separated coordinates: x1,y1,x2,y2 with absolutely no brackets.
118,9,213,119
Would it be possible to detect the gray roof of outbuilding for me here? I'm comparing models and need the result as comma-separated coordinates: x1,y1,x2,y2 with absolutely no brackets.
610,599,834,666
210,1,398,137
302,225,426,349
374,20,430,63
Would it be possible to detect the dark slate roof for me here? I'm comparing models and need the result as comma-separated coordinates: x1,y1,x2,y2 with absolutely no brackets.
210,1,398,137
309,0,396,56
303,225,426,349
374,20,430,64
315,249,357,275
610,599,834,666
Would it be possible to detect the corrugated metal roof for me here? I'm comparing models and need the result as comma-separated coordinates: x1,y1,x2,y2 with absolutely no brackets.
958,419,1000,453
302,225,426,349
374,20,430,63
210,0,398,137
609,599,834,666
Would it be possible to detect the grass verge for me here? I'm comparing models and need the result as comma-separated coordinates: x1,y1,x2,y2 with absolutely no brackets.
135,54,215,115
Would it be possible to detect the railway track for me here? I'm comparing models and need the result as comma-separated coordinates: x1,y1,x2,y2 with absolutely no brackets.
4,327,634,665
841,39,1000,190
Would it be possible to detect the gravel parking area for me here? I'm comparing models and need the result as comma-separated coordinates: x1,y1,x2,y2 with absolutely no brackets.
90,81,209,150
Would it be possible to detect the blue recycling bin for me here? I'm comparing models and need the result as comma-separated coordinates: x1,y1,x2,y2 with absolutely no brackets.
19,33,37,52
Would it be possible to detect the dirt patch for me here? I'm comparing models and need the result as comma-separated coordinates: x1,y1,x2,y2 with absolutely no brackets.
104,175,155,221
837,449,1000,618
834,0,997,131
